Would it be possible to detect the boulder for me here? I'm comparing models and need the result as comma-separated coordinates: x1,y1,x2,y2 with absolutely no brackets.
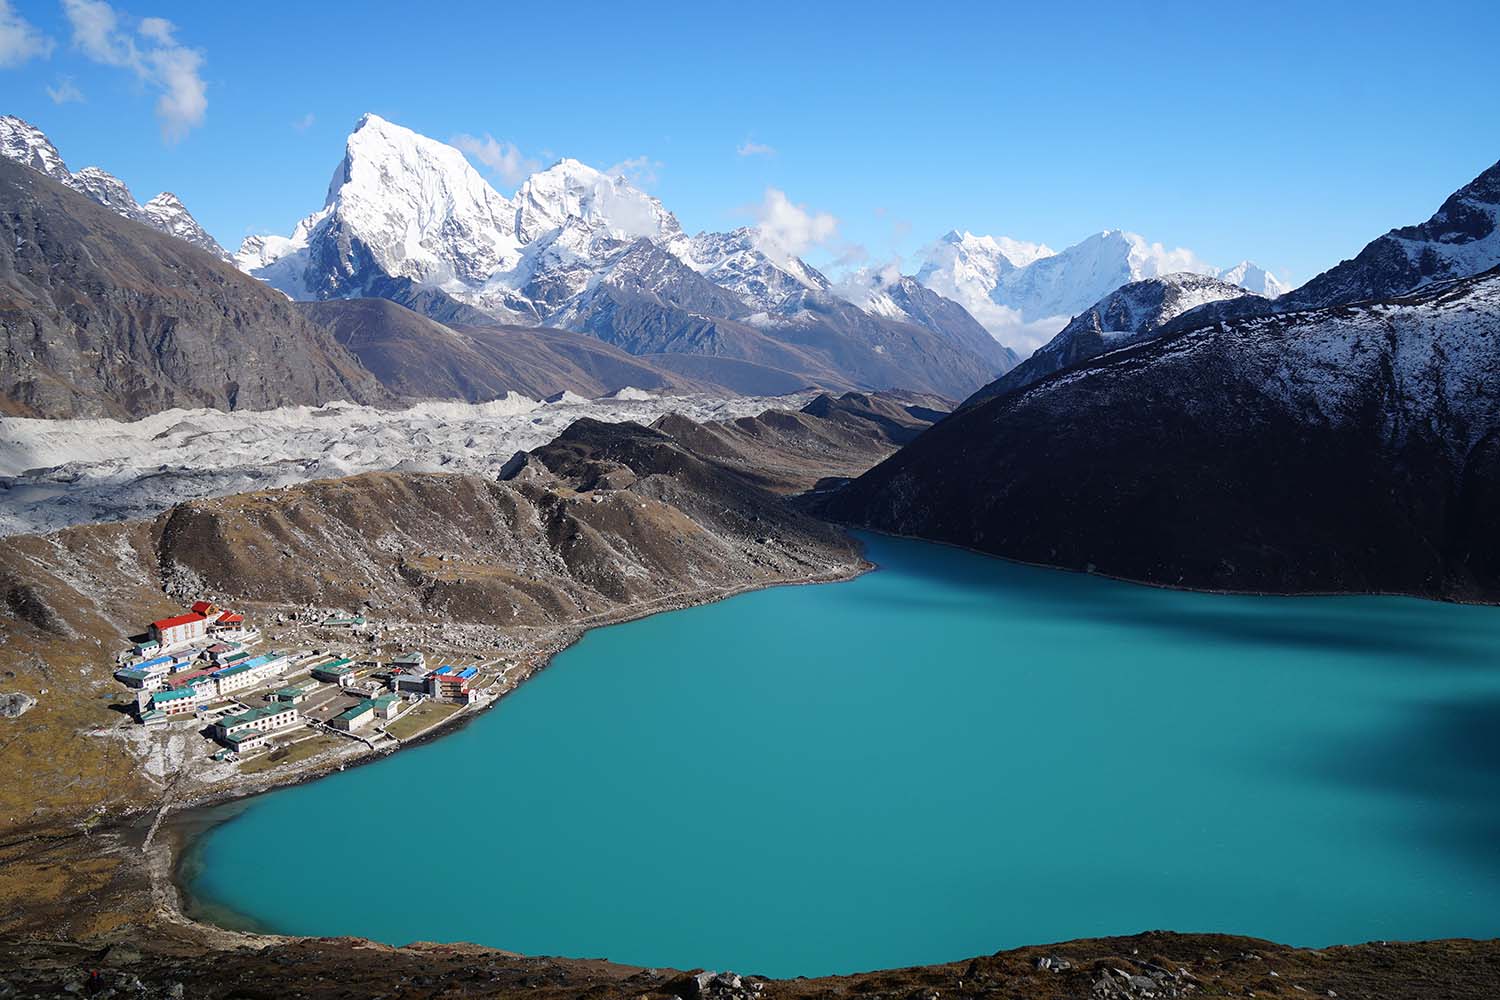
0,692,36,718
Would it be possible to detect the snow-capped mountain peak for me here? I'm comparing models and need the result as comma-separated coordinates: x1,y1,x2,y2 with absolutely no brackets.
917,224,1291,351
0,115,72,185
948,229,1056,269
70,166,143,219
513,157,680,244
0,114,231,262
670,226,829,313
1219,260,1290,297
328,113,522,285
141,192,233,261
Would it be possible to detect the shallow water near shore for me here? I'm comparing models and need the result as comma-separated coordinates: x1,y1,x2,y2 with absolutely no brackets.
184,532,1500,976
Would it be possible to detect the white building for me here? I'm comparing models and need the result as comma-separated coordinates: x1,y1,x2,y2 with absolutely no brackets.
211,704,301,750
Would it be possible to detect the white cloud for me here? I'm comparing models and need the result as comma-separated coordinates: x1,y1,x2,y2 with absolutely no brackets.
736,140,775,157
147,42,204,142
46,76,84,103
0,0,54,66
829,257,905,308
136,14,172,43
452,132,538,186
63,0,136,65
60,0,207,142
752,188,839,265
605,154,661,189
831,243,869,269
292,112,315,132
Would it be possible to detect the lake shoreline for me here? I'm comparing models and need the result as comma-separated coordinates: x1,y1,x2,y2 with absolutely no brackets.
836,522,1500,607
168,530,1500,977
153,555,876,949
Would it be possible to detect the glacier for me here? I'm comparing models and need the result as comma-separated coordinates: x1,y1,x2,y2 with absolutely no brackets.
0,391,818,537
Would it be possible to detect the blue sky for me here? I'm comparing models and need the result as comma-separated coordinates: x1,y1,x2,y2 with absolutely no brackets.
3,0,1498,283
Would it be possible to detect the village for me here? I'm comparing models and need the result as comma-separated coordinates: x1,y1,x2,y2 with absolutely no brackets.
110,600,504,769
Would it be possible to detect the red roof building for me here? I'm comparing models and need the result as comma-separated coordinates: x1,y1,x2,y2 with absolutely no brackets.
215,611,245,626
150,611,209,646
191,601,216,616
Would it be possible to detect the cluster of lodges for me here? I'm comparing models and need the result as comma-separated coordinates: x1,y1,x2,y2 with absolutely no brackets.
388,652,479,703
112,600,285,728
110,601,480,757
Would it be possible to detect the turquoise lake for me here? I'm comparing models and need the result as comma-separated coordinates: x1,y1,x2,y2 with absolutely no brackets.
184,533,1500,976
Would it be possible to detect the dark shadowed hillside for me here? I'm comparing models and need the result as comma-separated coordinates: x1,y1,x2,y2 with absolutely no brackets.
828,270,1500,601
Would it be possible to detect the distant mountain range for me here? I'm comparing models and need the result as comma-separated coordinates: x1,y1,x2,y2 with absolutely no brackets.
229,114,1016,399
4,109,1473,436
233,113,1288,370
912,228,1290,348
828,157,1500,601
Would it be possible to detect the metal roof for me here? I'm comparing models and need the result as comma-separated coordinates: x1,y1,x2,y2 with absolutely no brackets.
152,688,201,703
334,699,376,721
152,611,207,631
218,704,297,729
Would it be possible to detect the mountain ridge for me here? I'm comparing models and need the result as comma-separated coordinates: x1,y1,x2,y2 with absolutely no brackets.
915,226,1289,350
0,115,231,262
828,263,1500,601
0,157,387,419
234,114,1016,400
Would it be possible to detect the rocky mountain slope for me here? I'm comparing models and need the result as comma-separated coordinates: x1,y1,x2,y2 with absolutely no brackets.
1157,158,1500,336
0,158,387,419
915,228,1288,348
968,272,1255,402
1280,158,1500,311
0,115,230,261
298,297,704,402
236,114,1013,399
828,268,1500,601
967,157,1500,408
647,390,948,494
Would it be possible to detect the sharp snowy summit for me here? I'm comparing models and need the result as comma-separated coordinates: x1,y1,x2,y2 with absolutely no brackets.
0,115,231,263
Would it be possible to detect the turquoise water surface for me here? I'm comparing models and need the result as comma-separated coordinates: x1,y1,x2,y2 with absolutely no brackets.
185,533,1500,976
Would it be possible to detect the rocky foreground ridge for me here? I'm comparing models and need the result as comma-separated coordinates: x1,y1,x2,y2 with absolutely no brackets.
3,930,1498,1000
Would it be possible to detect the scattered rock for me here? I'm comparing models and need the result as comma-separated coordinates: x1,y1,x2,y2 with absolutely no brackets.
667,970,762,999
0,692,36,718
1036,956,1073,971
101,943,142,966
